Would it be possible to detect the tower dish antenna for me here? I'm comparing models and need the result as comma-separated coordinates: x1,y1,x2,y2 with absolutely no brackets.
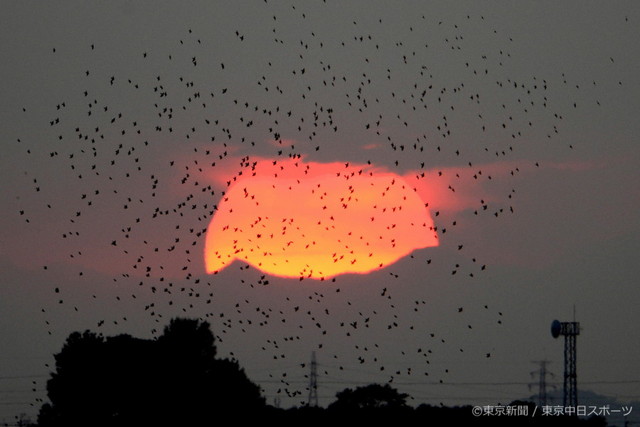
551,319,561,338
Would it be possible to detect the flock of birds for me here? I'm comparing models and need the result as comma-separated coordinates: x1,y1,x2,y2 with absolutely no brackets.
13,2,624,409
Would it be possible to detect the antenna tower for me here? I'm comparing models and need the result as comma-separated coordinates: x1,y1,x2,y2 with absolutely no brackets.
551,319,580,408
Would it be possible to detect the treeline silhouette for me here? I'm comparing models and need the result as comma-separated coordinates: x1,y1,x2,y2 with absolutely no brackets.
34,318,607,426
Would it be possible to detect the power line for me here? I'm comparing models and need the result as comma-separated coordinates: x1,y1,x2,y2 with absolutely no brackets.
255,377,640,386
0,375,47,381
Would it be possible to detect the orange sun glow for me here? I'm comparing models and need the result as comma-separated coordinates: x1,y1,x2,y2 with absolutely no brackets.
204,159,438,279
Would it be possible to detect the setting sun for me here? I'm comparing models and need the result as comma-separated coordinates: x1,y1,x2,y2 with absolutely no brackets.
204,160,439,279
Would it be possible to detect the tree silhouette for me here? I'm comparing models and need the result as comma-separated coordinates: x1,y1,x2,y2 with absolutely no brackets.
329,383,409,411
36,319,609,426
327,383,413,422
37,318,265,426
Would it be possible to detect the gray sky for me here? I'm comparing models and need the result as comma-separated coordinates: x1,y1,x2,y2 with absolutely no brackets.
1,1,639,422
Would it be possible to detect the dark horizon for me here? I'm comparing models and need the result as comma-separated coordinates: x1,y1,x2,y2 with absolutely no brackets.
24,317,622,426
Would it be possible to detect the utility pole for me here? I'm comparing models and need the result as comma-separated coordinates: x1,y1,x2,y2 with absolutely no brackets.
531,360,551,407
307,351,319,407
